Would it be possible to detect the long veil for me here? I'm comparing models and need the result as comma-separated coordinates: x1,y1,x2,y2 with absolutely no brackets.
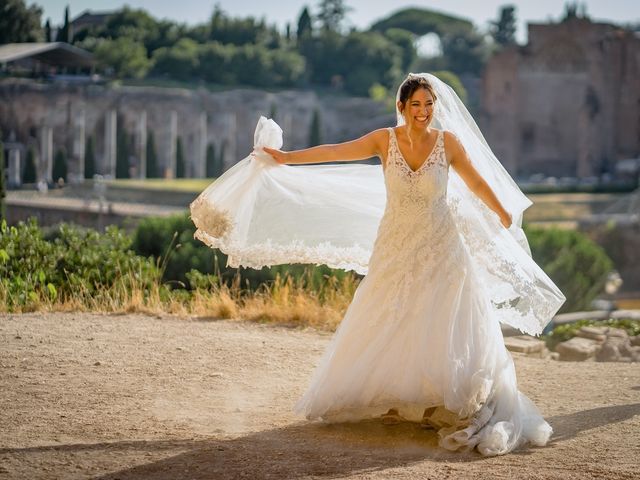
190,73,565,335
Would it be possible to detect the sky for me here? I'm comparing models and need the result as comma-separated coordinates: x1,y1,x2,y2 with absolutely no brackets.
31,0,640,44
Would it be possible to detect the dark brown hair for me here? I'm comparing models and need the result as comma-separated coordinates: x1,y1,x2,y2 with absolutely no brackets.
398,75,437,111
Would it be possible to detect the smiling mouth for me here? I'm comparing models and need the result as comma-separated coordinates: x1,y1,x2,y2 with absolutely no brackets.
415,116,429,122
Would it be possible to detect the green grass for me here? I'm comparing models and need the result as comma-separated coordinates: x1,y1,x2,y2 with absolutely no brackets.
109,178,214,193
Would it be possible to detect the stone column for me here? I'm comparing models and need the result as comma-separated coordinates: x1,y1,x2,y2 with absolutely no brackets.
8,149,21,187
72,109,86,183
103,110,117,178
164,110,177,178
137,111,147,179
39,126,53,183
283,113,293,149
196,111,207,178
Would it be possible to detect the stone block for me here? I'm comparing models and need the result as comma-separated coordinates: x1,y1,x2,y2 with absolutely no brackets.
504,335,546,354
576,326,608,342
606,327,629,338
555,337,601,361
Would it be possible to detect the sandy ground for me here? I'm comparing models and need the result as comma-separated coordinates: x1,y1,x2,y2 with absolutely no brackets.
0,313,639,480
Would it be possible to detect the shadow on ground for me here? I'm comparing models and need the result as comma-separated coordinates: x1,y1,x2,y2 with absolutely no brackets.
3,403,638,479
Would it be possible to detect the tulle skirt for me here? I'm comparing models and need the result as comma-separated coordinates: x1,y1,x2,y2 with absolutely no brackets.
293,217,552,456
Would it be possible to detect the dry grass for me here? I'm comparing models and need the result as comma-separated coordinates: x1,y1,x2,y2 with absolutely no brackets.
0,271,360,332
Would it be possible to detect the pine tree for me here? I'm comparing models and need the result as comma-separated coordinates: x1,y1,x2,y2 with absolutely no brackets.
176,137,186,178
491,5,517,47
23,148,36,184
84,135,95,179
52,149,67,183
45,18,51,42
308,109,322,147
297,7,312,40
0,140,5,221
316,0,350,33
146,131,158,178
56,5,70,43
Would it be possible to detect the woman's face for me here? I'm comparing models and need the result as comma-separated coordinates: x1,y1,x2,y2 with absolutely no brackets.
398,87,435,130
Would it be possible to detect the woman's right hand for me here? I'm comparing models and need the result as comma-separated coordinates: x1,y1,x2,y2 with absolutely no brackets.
262,147,289,165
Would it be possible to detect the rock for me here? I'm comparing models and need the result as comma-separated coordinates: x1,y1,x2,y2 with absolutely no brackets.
596,332,639,362
630,335,640,347
596,342,621,362
606,327,628,338
576,326,608,342
504,335,546,354
555,337,601,361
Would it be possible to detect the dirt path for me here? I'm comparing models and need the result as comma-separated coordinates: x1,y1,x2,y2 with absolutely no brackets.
1,313,639,479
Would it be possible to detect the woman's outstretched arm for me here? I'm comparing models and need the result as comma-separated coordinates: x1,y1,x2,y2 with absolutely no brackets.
445,131,513,229
263,128,388,165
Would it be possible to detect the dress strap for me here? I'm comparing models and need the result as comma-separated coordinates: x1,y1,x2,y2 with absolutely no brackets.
387,127,398,146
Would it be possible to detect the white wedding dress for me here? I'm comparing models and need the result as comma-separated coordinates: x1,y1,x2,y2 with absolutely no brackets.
293,128,553,456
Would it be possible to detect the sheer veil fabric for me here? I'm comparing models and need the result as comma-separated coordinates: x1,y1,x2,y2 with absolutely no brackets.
190,73,565,337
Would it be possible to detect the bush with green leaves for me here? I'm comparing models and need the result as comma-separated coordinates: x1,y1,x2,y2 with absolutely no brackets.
0,218,160,310
524,225,614,313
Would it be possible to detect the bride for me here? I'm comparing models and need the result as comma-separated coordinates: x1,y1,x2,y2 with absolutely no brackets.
190,73,566,456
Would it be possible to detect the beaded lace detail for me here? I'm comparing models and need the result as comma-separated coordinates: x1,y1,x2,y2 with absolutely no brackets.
363,128,465,322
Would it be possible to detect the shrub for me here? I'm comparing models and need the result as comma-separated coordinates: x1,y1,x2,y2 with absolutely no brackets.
0,218,160,311
524,225,614,312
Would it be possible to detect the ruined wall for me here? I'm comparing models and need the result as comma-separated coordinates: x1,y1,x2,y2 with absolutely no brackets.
482,18,640,179
0,80,394,182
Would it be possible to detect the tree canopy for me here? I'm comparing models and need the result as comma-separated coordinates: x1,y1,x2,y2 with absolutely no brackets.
0,0,43,44
14,2,508,99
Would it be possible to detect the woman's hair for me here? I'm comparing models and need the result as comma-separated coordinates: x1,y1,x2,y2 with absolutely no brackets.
397,75,438,111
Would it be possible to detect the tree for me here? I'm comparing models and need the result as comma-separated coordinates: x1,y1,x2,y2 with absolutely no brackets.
94,37,151,78
338,31,402,96
198,41,235,84
151,38,200,80
52,149,67,183
383,28,417,72
209,5,272,46
84,135,95,179
0,140,5,222
101,7,159,45
297,6,313,40
175,137,186,178
491,5,517,47
146,131,158,178
56,5,70,43
440,27,490,75
316,0,351,33
44,18,51,42
0,0,43,44
308,109,322,147
22,147,36,184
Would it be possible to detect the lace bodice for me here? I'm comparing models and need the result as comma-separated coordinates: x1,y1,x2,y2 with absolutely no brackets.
384,127,449,218
366,127,465,319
